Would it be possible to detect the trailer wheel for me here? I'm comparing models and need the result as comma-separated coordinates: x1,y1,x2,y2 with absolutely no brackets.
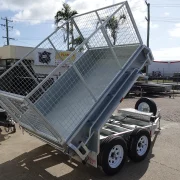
135,97,157,115
128,128,151,162
98,136,127,175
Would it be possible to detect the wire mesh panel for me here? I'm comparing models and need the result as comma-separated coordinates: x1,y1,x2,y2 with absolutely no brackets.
73,12,99,40
97,4,140,46
35,70,96,140
0,60,39,96
19,106,59,142
75,48,120,99
0,95,22,120
0,2,147,145
7,97,28,114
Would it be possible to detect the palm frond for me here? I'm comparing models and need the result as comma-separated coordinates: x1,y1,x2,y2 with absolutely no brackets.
54,3,78,50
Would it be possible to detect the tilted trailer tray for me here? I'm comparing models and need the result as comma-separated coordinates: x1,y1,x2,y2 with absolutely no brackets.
0,1,160,175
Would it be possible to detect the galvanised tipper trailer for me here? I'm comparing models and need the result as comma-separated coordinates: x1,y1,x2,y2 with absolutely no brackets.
0,1,160,175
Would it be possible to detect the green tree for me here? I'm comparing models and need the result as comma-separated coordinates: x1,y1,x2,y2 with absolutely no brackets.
55,3,77,50
70,36,84,52
97,14,126,45
72,36,83,47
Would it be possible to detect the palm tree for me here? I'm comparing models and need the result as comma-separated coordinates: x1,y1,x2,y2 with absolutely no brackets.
72,36,84,51
97,14,126,45
72,36,83,47
55,3,77,50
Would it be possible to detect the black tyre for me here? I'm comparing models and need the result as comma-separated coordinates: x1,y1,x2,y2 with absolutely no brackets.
128,128,151,162
98,136,127,176
0,108,7,120
135,97,157,115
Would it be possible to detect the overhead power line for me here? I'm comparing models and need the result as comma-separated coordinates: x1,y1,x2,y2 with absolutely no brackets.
12,18,54,24
13,18,53,21
151,16,180,20
151,17,180,23
17,38,43,41
1,17,15,45
15,39,35,46
151,20,180,23
151,3,180,5
151,5,180,7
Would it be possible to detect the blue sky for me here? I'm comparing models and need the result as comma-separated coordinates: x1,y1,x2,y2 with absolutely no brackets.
0,0,180,60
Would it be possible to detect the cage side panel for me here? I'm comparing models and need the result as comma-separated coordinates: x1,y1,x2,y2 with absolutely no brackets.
0,94,60,143
33,43,140,142
75,49,119,99
113,44,140,65
34,51,91,115
97,4,140,46
27,24,86,104
0,60,39,96
75,45,140,100
73,4,123,40
0,95,38,133
34,67,96,141
19,106,59,142
0,96,22,120
34,67,79,115
7,97,28,114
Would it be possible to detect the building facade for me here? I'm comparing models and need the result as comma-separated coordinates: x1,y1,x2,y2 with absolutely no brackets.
148,61,180,77
0,45,81,76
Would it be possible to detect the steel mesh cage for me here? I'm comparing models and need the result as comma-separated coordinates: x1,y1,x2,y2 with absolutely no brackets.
0,2,144,144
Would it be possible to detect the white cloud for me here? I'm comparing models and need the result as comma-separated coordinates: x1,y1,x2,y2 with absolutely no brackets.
169,23,180,37
0,0,63,24
15,29,20,36
153,47,180,60
138,21,159,29
164,12,170,17
151,23,159,29
0,0,147,26
51,24,55,29
51,24,58,30
69,0,147,21
11,29,21,37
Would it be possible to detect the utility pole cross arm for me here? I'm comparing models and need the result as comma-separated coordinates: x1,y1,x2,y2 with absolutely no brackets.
1,17,14,45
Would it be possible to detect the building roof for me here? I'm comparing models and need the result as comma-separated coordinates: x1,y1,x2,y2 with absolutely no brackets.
0,45,33,60
153,60,180,63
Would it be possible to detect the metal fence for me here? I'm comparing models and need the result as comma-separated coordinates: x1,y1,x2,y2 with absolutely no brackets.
0,2,142,144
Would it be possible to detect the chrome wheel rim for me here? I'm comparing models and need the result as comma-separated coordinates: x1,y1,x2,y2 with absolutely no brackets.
137,135,148,156
108,145,124,168
138,102,150,112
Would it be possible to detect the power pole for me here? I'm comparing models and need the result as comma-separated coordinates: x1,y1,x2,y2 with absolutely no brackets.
145,1,150,48
1,17,15,45
145,1,150,79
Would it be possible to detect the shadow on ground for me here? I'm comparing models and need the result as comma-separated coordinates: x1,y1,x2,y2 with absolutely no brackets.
0,130,160,180
0,128,10,144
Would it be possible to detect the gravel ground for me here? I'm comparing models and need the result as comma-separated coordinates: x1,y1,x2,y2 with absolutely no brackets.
0,95,180,180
